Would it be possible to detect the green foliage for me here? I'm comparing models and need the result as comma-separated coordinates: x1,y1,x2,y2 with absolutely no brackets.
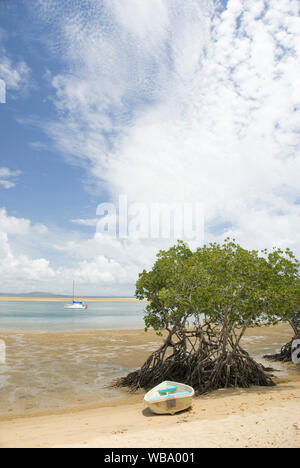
136,238,300,333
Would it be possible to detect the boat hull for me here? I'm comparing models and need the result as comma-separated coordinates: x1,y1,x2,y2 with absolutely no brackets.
144,380,194,415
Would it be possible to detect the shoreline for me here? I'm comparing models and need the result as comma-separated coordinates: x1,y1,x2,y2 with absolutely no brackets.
0,324,299,447
0,324,297,417
1,375,299,448
0,297,145,302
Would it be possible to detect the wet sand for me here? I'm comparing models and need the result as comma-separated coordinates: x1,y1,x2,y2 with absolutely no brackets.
0,329,163,417
0,324,299,447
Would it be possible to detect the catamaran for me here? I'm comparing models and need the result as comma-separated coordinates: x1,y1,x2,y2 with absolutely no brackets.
64,281,88,310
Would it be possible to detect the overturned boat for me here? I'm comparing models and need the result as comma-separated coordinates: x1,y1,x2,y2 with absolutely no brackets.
144,380,194,415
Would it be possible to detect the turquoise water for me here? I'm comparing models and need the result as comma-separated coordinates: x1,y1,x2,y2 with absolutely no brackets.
0,301,146,331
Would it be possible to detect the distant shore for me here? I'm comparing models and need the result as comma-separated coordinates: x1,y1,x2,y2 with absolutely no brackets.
0,297,145,302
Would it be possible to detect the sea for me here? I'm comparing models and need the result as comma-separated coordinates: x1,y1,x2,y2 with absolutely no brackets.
0,300,151,416
0,300,147,332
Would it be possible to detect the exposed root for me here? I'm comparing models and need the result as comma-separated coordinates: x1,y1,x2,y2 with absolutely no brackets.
264,339,293,362
114,327,275,393
264,332,300,363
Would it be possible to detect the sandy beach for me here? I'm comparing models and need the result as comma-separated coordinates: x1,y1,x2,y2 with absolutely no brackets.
1,377,299,448
0,324,299,448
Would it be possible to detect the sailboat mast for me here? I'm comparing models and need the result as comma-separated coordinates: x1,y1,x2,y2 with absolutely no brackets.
73,280,75,301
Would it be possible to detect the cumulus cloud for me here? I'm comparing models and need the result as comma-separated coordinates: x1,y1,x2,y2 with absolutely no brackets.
0,209,56,292
0,208,138,294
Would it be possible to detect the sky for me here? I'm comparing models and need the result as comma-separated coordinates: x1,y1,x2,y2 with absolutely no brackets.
0,0,299,295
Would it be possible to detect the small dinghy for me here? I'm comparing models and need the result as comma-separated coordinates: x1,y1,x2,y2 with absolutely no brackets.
144,380,194,415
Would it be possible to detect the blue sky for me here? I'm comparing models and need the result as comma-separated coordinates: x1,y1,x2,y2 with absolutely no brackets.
0,1,101,228
0,0,299,295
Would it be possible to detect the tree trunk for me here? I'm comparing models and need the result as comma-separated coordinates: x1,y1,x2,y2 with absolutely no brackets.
264,311,300,363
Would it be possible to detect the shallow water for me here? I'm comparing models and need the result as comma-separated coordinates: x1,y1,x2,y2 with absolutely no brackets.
0,329,164,417
0,301,146,332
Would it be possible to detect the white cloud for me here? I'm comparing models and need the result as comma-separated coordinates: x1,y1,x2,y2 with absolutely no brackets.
0,210,56,291
108,0,169,43
0,55,30,90
71,218,98,227
0,51,31,97
0,208,140,294
37,0,300,255
0,26,32,100
0,208,29,234
1,0,300,294
0,180,14,189
0,167,20,189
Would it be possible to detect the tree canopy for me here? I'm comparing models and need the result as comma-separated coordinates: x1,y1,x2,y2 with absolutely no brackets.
117,239,300,393
137,239,300,333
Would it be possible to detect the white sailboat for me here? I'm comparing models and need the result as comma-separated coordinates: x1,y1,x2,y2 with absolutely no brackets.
64,281,88,310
